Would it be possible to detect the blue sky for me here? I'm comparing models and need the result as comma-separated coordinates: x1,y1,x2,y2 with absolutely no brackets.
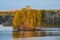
0,0,60,10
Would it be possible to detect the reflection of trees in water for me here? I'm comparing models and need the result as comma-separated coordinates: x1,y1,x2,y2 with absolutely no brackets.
12,31,46,38
12,31,20,38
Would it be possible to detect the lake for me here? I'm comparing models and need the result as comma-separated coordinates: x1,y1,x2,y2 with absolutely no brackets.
0,25,60,40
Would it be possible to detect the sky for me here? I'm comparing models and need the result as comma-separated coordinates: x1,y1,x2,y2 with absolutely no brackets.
0,0,60,10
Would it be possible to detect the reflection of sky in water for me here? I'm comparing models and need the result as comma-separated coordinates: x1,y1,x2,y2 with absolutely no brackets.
0,31,12,40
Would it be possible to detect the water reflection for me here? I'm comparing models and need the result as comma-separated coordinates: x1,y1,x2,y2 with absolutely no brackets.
0,30,60,40
12,31,46,38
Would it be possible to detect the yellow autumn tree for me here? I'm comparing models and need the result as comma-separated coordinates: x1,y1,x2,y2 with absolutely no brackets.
28,10,35,29
12,11,21,29
12,7,42,30
33,10,37,28
37,10,42,27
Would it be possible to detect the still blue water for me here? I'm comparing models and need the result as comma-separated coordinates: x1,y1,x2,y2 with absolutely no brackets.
0,31,12,40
